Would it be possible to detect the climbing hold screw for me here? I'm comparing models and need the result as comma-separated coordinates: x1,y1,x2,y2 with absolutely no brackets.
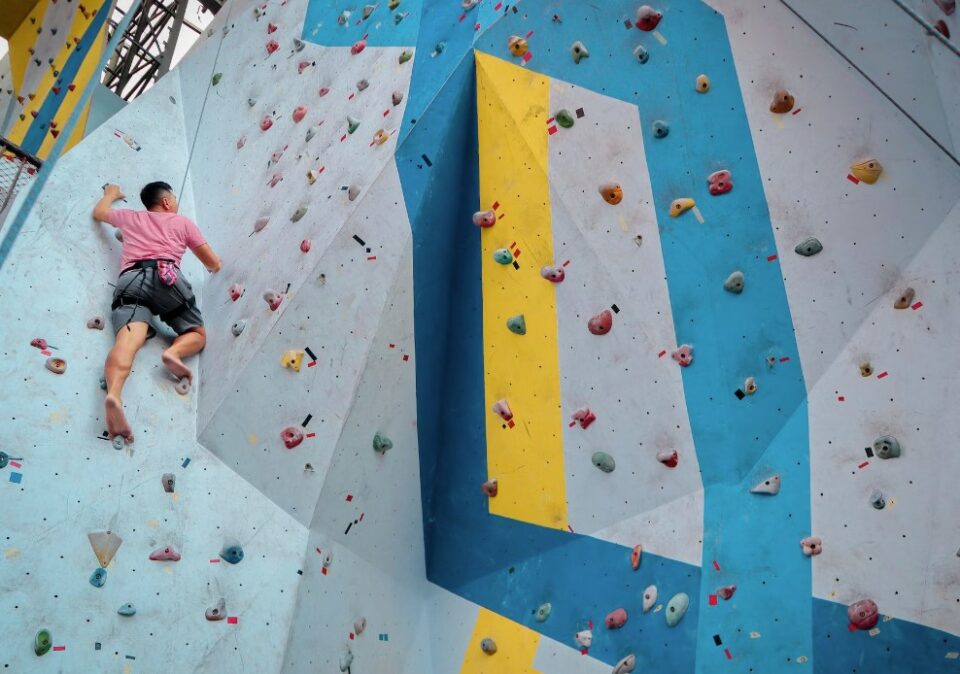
859,362,873,377
149,546,181,561
707,169,733,195
45,357,66,374
206,598,226,621
351,40,366,55
599,183,623,205
575,629,593,648
535,602,552,622
263,290,283,311
870,489,886,510
292,105,307,123
492,399,513,422
893,287,915,309
480,638,497,654
633,44,650,63
117,603,136,616
723,271,744,293
506,315,527,335
800,536,822,556
281,426,304,449
260,115,273,131
614,654,637,674
665,593,689,626
347,116,360,134
794,237,823,256
541,265,565,283
280,350,304,372
89,567,107,587
656,449,678,467
848,599,879,630
161,473,175,493
473,210,496,227
769,89,795,113
571,41,589,63
35,629,52,656
669,197,695,217
695,74,711,92
508,35,529,57
605,608,628,629
744,376,757,395
717,585,737,600
571,407,596,429
399,50,412,64
850,159,882,185
87,316,104,330
636,5,663,31
671,344,693,367
482,479,498,497
873,435,901,459
373,432,393,454
220,544,244,564
751,474,781,495
493,248,513,265
231,320,246,337
555,109,575,128
642,585,658,613
588,310,613,335
592,451,616,473
652,120,669,138
631,544,642,570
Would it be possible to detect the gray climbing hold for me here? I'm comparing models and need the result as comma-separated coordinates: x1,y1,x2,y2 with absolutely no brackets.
870,489,886,510
115,229,123,242
305,126,318,142
633,44,650,63
613,654,637,674
117,603,136,616
293,38,305,51
642,585,657,613
750,474,781,495
535,602,552,622
362,4,375,19
392,90,404,106
356,79,369,91
247,98,256,107
592,451,616,473
161,473,175,493
100,376,107,391
506,314,526,335
89,567,107,587
0,452,7,469
665,592,689,627
347,185,361,201
339,649,353,672
480,638,497,654
112,436,124,450
291,206,307,222
493,248,513,265
723,271,744,293
652,119,669,138
571,40,589,63
205,598,226,621
347,116,360,134
231,320,246,337
873,435,901,459
373,432,393,454
87,316,104,330
894,287,915,310
175,378,190,395
795,237,823,256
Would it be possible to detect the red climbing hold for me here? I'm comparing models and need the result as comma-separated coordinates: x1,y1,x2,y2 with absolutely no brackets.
292,106,307,123
631,544,642,570
671,344,693,367
300,239,311,252
351,40,367,55
605,608,628,629
571,407,596,429
281,426,304,449
587,310,613,335
717,585,737,600
934,19,950,37
30,338,48,350
492,399,513,422
636,5,662,31
267,22,278,33
260,115,273,131
656,449,679,468
707,170,733,196
266,39,279,55
848,599,879,630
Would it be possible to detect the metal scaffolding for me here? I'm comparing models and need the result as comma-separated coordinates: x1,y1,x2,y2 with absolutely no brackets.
101,0,224,101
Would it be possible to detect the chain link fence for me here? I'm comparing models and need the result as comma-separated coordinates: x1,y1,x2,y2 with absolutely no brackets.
0,137,42,216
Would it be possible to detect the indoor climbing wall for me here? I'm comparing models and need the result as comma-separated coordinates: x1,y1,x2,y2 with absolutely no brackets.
2,0,960,672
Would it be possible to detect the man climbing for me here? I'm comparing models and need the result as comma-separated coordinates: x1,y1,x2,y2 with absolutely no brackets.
92,182,222,445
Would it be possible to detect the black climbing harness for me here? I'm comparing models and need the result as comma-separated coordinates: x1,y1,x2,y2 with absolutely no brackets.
111,259,196,330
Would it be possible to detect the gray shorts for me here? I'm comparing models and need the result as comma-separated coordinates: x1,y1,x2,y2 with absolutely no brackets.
111,266,203,338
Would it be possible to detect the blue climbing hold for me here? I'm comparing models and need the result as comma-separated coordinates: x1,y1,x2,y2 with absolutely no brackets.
652,120,669,138
117,603,136,616
89,567,107,588
220,544,244,565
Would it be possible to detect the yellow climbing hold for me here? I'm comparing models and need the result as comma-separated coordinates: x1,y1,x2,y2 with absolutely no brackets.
281,350,305,372
695,74,711,93
669,197,696,217
850,159,883,184
507,35,529,57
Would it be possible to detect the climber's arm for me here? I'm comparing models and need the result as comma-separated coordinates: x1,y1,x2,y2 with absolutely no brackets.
192,243,222,273
92,184,125,223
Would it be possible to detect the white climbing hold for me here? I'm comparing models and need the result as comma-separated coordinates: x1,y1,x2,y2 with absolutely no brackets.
575,629,593,648
750,474,781,495
642,584,657,613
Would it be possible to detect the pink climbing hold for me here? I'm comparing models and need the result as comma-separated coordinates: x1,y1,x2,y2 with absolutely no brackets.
636,5,663,31
571,407,596,429
300,239,312,253
268,173,282,188
281,426,304,449
672,344,693,367
298,61,311,74
800,536,822,556
848,599,879,631
319,87,330,97
228,284,243,301
717,585,737,600
292,105,307,123
707,170,733,196
482,479,498,497
253,216,270,233
605,608,628,629
472,210,496,228
260,115,273,131
657,449,679,468
588,310,613,335
934,0,955,15
631,544,642,570
149,546,181,561
540,265,565,283
267,22,278,33
351,40,367,55
492,399,513,422
266,39,279,55
30,338,48,350
236,136,246,149
263,290,283,311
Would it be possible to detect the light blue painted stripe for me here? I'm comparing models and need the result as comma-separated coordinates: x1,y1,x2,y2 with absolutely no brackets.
0,0,143,270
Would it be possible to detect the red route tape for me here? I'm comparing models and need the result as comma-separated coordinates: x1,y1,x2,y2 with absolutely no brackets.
724,649,732,660
858,461,869,469
712,560,721,571
709,594,718,606
53,646,65,652
877,371,888,379
227,616,238,624
911,301,923,310
767,254,778,262
847,174,860,184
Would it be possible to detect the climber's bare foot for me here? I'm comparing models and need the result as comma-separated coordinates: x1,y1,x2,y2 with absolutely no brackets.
162,350,192,384
105,394,134,444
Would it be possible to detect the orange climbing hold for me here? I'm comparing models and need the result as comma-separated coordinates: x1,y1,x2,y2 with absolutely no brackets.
850,159,883,184
599,183,623,205
631,544,642,570
508,35,529,57
769,89,795,113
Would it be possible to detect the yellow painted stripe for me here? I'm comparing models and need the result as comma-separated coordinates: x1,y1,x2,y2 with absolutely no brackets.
7,0,48,93
459,607,542,674
475,52,566,530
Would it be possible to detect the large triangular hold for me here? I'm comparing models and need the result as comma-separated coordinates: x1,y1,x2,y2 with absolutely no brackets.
88,530,123,568
750,474,781,495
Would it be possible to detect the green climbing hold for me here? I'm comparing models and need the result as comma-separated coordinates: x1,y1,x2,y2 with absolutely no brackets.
399,50,413,64
373,432,393,454
555,109,574,128
535,602,552,622
493,248,513,265
347,116,360,134
592,451,616,473
665,592,689,627
212,72,223,86
35,629,51,656
89,567,107,587
506,315,526,335
291,206,307,222
117,603,136,616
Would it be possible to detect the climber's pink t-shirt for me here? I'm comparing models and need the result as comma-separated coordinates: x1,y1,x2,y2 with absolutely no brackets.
107,209,206,272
